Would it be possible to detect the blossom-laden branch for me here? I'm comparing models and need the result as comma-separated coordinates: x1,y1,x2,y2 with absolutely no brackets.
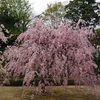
2,19,100,97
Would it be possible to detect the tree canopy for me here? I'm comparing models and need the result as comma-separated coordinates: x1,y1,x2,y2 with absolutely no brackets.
0,0,33,34
42,2,65,27
0,0,33,49
65,0,100,27
89,28,100,74
2,19,100,97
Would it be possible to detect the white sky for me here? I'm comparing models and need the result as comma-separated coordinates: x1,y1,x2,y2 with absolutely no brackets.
29,0,69,15
29,0,100,15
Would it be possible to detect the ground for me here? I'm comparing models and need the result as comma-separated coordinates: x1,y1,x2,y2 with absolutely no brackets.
0,86,100,100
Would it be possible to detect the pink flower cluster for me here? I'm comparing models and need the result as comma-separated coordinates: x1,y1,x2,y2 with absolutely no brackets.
2,19,100,96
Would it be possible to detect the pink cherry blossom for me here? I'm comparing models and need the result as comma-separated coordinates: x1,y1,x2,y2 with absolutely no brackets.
2,19,100,97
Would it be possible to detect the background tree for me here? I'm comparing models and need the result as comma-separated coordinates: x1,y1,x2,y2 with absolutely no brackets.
2,19,100,97
96,2,100,17
0,24,8,51
89,28,100,74
65,0,100,27
42,2,65,27
0,24,7,44
0,24,7,79
90,28,100,46
0,0,33,45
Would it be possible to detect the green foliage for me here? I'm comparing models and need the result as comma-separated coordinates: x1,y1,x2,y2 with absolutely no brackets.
42,2,65,27
89,28,100,74
65,0,100,27
96,28,100,35
0,0,33,45
0,78,74,86
90,28,100,45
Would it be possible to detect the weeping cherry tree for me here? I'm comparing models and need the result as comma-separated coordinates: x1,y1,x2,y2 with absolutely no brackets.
2,19,100,98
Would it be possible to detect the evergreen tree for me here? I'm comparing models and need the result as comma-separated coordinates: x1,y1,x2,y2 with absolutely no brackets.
65,0,100,27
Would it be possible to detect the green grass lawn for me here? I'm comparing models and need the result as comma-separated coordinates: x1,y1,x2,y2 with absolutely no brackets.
0,86,100,100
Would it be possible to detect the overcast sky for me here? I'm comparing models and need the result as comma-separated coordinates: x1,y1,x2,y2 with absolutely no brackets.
29,0,100,15
29,0,69,15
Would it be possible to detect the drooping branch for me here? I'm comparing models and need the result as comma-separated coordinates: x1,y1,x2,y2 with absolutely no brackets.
1,19,100,97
